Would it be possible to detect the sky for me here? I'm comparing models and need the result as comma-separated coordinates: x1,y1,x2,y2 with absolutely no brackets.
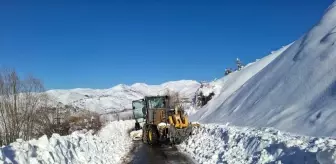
0,0,333,89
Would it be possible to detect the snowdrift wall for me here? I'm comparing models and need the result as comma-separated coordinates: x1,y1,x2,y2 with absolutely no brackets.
191,2,336,137
179,124,336,164
0,120,134,164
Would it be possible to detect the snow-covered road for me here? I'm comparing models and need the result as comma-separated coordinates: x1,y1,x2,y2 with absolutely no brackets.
122,141,195,164
1,120,336,164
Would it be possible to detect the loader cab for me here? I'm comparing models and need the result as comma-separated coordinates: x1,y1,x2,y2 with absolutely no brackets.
132,99,146,130
144,96,170,125
145,96,169,109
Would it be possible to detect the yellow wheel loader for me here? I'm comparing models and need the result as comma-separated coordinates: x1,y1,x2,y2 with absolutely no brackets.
131,96,196,145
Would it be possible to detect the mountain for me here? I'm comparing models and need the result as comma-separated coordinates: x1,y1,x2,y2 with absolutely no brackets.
46,80,200,114
191,2,336,137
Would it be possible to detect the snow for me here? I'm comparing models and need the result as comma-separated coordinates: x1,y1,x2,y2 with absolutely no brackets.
179,123,336,164
191,43,291,121
198,43,291,100
130,130,143,141
47,80,200,114
158,122,170,127
0,120,134,164
191,1,336,137
185,106,198,116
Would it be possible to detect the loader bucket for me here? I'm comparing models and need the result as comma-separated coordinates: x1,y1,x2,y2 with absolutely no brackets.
168,125,193,145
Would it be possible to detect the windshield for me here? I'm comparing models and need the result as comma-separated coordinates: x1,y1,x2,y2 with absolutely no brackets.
147,97,165,109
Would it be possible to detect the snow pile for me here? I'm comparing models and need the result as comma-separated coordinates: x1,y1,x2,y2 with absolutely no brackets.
130,130,143,141
191,1,336,137
47,80,200,114
0,120,134,164
179,124,336,164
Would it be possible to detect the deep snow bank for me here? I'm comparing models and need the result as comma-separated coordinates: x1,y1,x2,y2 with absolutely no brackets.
191,1,336,137
179,124,336,164
0,120,134,164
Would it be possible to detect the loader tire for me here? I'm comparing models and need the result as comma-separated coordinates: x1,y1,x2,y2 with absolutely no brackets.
147,125,159,145
142,125,148,144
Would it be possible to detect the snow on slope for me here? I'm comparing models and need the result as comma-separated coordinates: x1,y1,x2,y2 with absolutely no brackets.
190,44,291,117
179,124,336,164
47,80,200,114
0,120,134,164
191,1,336,137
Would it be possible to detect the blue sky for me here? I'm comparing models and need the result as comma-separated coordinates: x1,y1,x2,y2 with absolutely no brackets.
0,0,333,89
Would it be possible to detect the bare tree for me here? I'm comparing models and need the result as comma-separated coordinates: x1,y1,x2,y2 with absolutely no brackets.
0,67,49,145
67,109,102,134
164,89,181,108
0,67,103,145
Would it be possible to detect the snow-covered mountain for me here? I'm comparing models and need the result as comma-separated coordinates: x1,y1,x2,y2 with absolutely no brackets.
191,1,336,137
46,80,200,114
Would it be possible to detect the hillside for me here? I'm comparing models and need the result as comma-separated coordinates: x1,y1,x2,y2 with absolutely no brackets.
46,80,200,114
190,44,291,115
191,2,336,137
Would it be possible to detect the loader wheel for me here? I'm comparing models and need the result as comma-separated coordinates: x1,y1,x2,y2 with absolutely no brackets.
147,126,159,145
142,125,148,144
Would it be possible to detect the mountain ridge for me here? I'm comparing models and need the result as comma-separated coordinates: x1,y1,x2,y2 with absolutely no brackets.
46,80,201,114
